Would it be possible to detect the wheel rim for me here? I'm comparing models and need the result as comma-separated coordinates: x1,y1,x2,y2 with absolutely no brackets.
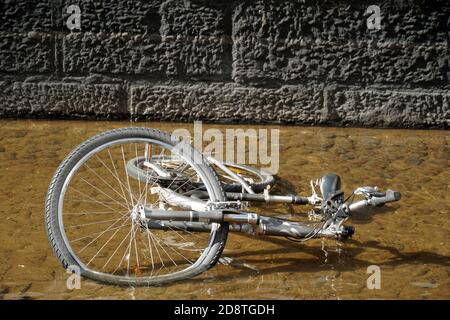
215,164,261,185
58,137,221,282
128,156,267,188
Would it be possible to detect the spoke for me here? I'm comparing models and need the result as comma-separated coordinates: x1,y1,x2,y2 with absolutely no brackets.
136,160,158,204
66,199,123,206
219,173,238,183
114,226,137,276
126,223,136,276
105,150,136,206
162,240,195,264
78,213,129,253
147,230,179,267
149,171,198,208
72,224,129,243
121,145,136,208
64,210,124,215
180,184,209,196
166,223,205,244
66,216,127,229
138,148,165,205
147,229,166,270
133,223,140,273
84,161,131,208
171,172,199,192
165,222,206,240
69,188,123,212
86,217,131,266
61,140,214,279
67,199,120,205
102,222,133,270
137,151,167,277
77,175,129,210
155,222,201,261
144,226,155,276
174,161,190,173
141,166,155,205
134,143,142,202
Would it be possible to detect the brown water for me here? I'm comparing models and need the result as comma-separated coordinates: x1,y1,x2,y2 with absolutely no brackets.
0,119,448,300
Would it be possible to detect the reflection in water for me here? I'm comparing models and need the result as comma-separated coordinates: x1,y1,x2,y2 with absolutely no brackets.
0,120,448,299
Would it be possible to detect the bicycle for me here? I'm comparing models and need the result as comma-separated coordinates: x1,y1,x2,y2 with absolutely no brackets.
45,127,401,286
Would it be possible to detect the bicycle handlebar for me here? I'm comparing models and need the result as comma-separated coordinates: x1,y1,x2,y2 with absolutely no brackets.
369,189,401,206
348,189,401,212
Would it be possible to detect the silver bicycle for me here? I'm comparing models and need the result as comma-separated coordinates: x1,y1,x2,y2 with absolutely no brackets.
45,128,401,286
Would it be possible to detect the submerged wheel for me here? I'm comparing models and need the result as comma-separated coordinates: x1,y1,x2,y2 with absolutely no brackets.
126,156,275,193
214,162,275,193
45,127,228,286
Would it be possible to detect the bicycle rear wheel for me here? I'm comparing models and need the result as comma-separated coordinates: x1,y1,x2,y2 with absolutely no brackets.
213,162,275,193
126,156,275,193
45,128,228,286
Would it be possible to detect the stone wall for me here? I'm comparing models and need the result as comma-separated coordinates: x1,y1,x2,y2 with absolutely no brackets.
0,0,449,128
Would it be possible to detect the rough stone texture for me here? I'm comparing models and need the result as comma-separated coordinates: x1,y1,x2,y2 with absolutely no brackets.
0,81,127,117
0,0,449,128
0,32,54,73
330,87,450,127
232,0,449,85
158,0,230,78
131,83,327,123
62,32,164,75
61,0,161,34
0,0,53,32
131,83,450,128
62,0,229,79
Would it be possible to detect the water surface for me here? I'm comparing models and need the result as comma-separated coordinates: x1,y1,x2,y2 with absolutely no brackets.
0,120,448,299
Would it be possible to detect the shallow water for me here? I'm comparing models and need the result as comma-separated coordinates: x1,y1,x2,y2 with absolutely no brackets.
0,119,448,300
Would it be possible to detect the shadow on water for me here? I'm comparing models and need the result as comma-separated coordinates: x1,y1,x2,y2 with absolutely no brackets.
193,235,450,282
1,120,449,299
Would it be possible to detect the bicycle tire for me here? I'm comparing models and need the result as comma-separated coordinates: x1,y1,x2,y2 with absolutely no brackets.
126,156,275,193
45,127,228,286
218,162,275,193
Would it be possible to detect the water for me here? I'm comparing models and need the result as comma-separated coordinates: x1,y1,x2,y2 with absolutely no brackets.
0,119,448,299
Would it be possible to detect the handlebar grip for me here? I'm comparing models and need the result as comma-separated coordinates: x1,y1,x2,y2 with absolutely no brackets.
370,190,401,206
293,196,310,205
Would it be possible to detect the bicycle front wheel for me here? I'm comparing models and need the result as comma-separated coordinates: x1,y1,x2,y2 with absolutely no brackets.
45,127,228,286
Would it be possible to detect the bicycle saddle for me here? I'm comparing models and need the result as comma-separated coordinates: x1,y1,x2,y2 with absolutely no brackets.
320,173,344,202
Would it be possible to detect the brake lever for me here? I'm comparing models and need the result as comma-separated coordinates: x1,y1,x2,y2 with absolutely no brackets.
354,186,380,198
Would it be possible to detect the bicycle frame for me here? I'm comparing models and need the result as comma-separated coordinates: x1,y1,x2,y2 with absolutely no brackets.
134,160,400,241
45,127,402,286
139,186,357,240
143,208,351,239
